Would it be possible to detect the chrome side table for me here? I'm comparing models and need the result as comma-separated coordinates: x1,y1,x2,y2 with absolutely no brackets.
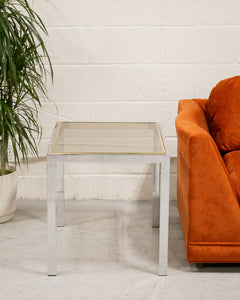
47,122,170,276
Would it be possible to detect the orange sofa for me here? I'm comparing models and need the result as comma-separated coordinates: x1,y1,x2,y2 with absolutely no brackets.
175,97,240,264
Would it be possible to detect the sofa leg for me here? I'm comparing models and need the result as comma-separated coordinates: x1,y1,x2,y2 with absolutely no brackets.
196,263,205,269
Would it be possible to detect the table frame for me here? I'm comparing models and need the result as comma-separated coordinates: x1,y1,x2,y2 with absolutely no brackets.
47,122,170,276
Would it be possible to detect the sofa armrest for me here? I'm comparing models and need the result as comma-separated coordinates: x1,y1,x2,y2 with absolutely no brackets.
176,99,240,247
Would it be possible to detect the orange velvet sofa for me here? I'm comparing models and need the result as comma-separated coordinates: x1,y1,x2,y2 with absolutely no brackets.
175,97,240,264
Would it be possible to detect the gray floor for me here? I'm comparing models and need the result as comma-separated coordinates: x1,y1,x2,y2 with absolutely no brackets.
0,200,240,300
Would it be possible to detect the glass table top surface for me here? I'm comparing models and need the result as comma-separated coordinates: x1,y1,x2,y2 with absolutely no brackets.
50,122,166,155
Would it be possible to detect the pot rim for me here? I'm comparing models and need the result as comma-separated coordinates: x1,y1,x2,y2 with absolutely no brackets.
0,165,17,176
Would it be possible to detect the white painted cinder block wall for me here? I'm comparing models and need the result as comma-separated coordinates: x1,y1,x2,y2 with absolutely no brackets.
18,0,240,201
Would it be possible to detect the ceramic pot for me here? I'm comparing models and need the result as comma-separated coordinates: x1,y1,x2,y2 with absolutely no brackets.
0,167,17,223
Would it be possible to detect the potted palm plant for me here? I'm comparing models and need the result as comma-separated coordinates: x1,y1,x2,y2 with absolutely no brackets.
0,0,53,222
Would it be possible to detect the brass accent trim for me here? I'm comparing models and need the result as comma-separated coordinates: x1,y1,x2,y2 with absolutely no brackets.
156,123,166,154
50,122,62,153
50,151,166,155
50,122,166,155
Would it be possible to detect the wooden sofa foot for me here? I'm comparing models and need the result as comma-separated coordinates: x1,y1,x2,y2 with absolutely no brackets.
196,263,205,269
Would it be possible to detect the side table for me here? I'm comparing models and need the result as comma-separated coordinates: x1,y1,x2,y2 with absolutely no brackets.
47,122,170,276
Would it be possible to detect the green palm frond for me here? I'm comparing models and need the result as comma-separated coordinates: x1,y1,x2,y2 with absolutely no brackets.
0,0,53,174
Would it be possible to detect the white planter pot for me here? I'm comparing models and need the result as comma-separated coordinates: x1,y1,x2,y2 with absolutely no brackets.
0,167,17,223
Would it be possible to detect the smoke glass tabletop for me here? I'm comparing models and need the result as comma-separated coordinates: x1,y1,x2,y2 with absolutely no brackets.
49,122,166,155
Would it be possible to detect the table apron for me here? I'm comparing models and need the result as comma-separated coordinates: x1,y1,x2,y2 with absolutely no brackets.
47,154,169,164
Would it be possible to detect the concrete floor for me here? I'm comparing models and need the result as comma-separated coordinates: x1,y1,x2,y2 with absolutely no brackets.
0,200,240,300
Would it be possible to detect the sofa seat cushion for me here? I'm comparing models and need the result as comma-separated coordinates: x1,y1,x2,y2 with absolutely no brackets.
223,150,240,202
207,76,240,153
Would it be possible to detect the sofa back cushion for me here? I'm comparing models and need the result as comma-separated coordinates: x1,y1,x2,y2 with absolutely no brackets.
207,76,240,153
